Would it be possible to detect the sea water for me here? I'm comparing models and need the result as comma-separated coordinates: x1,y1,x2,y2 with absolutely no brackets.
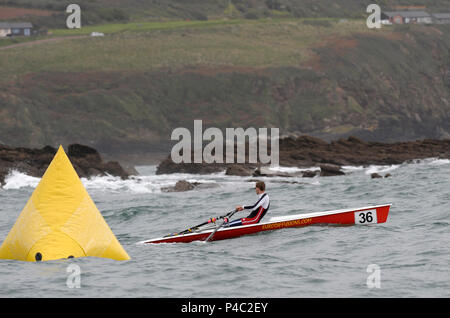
0,159,449,297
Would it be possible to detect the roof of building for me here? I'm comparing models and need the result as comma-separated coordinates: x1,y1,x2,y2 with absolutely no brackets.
432,13,450,19
382,11,431,18
0,22,33,29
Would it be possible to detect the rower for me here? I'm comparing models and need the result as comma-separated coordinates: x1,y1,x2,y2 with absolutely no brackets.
226,181,270,227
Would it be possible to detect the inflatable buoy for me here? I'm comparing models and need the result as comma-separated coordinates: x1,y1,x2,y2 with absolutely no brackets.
0,146,130,262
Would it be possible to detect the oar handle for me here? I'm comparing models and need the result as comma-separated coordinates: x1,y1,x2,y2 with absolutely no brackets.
205,210,238,242
221,209,238,219
165,209,239,237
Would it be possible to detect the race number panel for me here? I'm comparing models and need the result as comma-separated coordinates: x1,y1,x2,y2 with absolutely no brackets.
354,209,377,225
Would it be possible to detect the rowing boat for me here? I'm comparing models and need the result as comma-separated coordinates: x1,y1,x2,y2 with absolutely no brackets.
138,204,391,244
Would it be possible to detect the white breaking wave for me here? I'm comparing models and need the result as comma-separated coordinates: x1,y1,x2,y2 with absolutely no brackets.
413,158,450,166
341,165,365,172
268,165,319,173
364,164,401,175
81,175,162,194
2,171,223,194
2,158,449,192
3,170,40,190
349,158,450,176
81,173,223,194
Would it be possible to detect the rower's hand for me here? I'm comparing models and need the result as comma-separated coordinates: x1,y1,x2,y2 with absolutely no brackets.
236,206,244,211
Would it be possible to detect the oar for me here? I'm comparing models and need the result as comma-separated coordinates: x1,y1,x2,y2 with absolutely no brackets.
204,209,238,242
164,210,236,237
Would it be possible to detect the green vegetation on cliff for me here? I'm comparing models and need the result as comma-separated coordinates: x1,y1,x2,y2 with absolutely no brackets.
1,0,450,156
1,17,449,155
0,19,369,78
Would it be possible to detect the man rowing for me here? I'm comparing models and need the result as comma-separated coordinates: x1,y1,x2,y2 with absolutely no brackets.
226,181,270,227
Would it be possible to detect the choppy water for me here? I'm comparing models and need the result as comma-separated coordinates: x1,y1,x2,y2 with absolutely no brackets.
0,159,449,297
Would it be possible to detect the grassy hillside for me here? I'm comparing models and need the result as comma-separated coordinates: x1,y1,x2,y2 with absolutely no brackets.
1,17,449,156
1,0,449,29
0,19,368,78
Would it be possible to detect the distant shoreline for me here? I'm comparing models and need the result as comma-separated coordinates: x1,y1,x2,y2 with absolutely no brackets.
2,136,450,187
155,135,450,176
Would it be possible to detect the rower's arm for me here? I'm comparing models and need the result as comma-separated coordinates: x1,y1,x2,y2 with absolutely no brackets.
235,204,255,212
243,194,266,211
238,194,267,212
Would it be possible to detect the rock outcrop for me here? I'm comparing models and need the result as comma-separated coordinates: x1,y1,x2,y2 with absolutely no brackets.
279,136,450,167
156,135,450,176
225,165,256,177
161,180,220,192
161,180,197,192
0,144,131,187
319,164,345,177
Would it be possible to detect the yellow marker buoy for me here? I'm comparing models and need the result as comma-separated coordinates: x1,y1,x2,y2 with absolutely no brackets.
0,146,130,262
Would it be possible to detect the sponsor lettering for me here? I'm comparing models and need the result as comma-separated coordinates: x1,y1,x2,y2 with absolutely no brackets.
262,218,312,230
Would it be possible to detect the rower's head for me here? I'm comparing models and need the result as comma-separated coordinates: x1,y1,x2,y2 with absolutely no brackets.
255,181,265,195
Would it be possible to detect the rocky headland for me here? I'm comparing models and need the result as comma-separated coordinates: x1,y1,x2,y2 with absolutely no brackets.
0,143,132,187
156,135,450,178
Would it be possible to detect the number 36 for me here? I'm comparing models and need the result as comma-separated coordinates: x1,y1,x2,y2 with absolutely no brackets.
355,210,377,224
